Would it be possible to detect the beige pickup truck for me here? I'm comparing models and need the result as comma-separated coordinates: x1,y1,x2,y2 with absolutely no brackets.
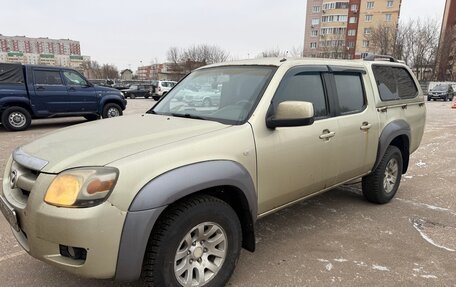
1,57,425,287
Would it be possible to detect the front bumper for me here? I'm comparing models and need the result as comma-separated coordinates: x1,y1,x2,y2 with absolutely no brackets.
1,156,127,279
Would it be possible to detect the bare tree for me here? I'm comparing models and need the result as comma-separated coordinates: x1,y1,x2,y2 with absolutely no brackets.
366,23,403,58
404,19,440,81
259,48,283,58
100,64,119,79
167,47,181,64
81,60,119,79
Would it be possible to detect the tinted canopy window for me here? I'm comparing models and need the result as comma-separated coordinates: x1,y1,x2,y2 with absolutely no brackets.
273,72,328,117
34,70,63,85
373,66,418,101
334,74,365,114
0,63,24,84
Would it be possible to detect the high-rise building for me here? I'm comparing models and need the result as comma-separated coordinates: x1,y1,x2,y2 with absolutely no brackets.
0,35,90,69
437,0,456,80
303,0,402,59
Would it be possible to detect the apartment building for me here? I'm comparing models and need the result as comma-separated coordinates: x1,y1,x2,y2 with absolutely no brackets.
303,0,402,59
0,35,90,69
437,0,456,80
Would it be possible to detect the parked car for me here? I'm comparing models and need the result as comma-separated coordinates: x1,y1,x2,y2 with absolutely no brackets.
427,84,455,101
152,80,177,100
0,63,127,131
123,84,152,99
178,84,221,107
0,57,425,286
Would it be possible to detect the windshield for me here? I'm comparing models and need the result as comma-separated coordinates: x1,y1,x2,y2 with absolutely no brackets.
130,85,138,89
151,66,276,124
432,85,449,91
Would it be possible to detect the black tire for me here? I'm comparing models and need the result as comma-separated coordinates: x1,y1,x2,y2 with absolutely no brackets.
427,96,431,101
152,95,160,101
362,145,403,204
102,103,123,118
1,106,32,131
141,195,242,287
130,93,136,99
145,94,150,99
84,114,100,121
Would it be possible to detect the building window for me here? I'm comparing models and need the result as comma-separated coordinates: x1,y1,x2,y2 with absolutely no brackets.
365,15,373,21
364,28,372,34
387,1,394,8
349,17,357,23
385,14,392,21
362,40,370,47
361,52,369,58
312,18,320,25
311,30,318,37
348,29,356,36
313,6,321,13
310,42,317,49
348,41,355,48
322,15,348,23
367,1,375,9
351,4,358,12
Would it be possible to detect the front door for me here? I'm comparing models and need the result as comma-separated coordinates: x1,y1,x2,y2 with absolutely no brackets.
62,70,98,113
255,68,340,214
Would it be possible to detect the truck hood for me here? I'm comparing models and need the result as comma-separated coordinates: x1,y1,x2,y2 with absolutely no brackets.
19,114,228,173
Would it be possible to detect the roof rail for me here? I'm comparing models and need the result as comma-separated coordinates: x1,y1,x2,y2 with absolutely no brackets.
363,54,398,63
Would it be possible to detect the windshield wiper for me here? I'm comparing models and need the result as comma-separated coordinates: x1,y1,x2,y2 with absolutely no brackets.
170,113,207,120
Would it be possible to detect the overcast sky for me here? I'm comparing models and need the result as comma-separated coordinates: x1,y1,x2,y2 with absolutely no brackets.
0,0,447,70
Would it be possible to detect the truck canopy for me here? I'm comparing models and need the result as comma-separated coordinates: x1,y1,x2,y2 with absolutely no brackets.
0,63,24,84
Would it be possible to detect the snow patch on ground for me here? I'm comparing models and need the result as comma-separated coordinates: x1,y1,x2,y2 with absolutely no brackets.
325,263,333,271
416,160,427,168
411,218,456,252
420,275,438,279
396,198,456,216
334,258,348,262
372,265,390,271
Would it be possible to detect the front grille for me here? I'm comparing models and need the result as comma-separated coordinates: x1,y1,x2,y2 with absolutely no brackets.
9,160,39,203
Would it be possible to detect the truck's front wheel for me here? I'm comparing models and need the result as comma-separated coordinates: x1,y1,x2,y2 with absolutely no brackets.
102,103,123,118
1,106,32,131
141,195,242,287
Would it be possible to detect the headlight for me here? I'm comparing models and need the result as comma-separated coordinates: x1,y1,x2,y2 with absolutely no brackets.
44,167,119,208
120,92,125,98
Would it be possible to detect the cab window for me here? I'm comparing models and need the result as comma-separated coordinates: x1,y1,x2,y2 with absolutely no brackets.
273,72,328,118
63,71,88,86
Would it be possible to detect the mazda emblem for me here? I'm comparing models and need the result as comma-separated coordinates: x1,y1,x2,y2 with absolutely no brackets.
10,170,18,189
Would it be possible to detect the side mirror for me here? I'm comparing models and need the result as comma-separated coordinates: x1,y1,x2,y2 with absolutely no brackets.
266,101,315,129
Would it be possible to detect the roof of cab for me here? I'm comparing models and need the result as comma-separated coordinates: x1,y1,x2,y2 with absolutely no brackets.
199,57,406,70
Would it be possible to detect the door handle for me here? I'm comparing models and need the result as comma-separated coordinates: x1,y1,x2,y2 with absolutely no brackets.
68,87,76,92
319,129,336,140
360,122,372,131
36,86,45,91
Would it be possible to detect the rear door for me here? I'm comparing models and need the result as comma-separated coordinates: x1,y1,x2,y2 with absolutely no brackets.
328,70,379,182
31,69,68,114
62,70,98,112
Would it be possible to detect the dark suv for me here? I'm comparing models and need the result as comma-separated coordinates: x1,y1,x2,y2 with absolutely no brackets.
427,84,455,101
0,63,127,131
122,84,152,99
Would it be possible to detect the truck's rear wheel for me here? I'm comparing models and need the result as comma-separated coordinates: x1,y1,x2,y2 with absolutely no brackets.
102,103,123,118
1,106,32,131
362,145,403,204
141,195,241,287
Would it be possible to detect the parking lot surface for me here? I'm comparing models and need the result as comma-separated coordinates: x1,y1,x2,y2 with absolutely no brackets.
0,99,455,286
